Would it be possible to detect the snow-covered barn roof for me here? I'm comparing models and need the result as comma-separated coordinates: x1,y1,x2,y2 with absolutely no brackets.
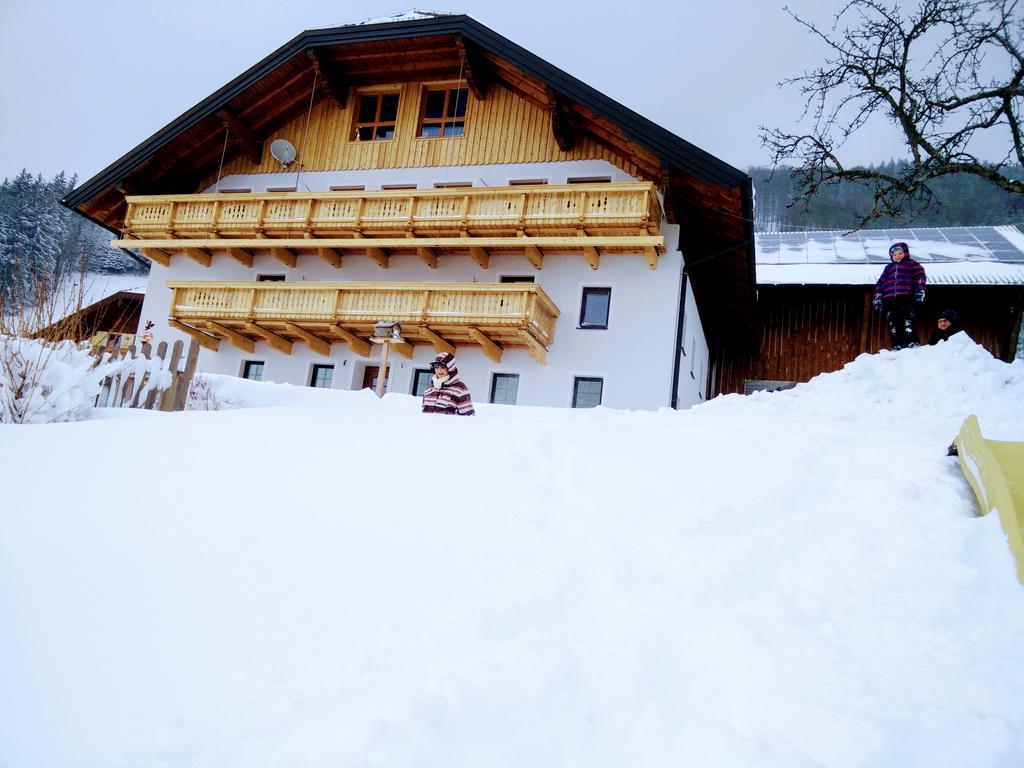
756,226,1024,286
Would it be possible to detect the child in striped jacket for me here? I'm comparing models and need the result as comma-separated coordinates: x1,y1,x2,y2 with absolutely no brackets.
873,241,927,350
421,352,476,416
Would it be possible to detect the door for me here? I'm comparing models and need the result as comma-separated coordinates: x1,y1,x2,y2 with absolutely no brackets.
361,365,391,392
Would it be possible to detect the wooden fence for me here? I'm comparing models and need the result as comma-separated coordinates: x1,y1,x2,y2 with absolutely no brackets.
92,337,200,411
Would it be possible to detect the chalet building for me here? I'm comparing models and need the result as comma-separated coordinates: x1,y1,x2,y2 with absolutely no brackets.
63,14,755,410
713,226,1024,395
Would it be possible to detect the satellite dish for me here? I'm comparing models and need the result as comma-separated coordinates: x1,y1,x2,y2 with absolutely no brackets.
270,139,297,168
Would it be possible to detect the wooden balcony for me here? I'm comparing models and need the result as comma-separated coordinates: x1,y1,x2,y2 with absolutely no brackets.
167,281,560,364
114,183,664,271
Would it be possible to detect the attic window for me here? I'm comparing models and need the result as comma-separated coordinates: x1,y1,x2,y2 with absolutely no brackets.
418,86,468,138
354,92,400,141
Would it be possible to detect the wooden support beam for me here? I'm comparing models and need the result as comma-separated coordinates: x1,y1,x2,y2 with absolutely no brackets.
307,48,347,108
469,246,489,269
141,247,170,266
582,245,600,270
246,323,293,355
391,341,415,360
225,247,254,267
421,327,455,355
331,326,372,357
271,247,297,267
468,328,502,363
183,247,212,267
521,332,548,365
217,109,263,165
366,246,389,269
284,323,332,356
204,321,255,353
169,319,219,351
417,246,438,269
317,247,341,268
524,244,544,270
545,87,575,152
644,246,659,270
454,34,491,99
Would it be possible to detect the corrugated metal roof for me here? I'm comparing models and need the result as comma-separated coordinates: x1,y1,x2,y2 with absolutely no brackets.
755,226,1024,286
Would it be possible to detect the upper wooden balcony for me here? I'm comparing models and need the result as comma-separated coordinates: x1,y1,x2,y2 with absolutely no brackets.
167,280,559,364
114,182,665,271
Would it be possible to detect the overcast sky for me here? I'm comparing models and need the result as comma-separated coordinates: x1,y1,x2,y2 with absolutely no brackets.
0,0,914,184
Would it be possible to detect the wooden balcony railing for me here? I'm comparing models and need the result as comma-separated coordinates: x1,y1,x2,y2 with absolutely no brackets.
167,281,560,364
114,183,665,271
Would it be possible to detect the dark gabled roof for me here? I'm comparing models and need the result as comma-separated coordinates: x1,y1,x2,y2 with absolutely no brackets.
62,14,755,348
63,15,746,213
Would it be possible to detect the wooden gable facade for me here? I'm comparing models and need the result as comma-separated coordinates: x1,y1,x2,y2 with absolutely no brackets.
62,15,756,359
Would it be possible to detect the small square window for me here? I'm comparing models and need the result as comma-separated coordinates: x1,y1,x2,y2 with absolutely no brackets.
411,368,433,397
353,92,400,141
310,364,334,389
242,361,264,381
418,87,468,138
572,377,603,408
580,287,611,329
490,373,520,405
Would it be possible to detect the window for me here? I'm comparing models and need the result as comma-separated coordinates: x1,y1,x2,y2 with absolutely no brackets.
509,178,548,186
353,91,400,141
490,373,520,405
418,86,468,138
266,186,296,193
381,183,417,190
257,274,286,282
744,380,798,395
216,187,252,194
411,368,433,397
567,176,612,184
579,287,611,329
499,275,535,283
310,364,334,389
242,361,264,381
434,181,472,188
572,377,603,408
329,185,366,191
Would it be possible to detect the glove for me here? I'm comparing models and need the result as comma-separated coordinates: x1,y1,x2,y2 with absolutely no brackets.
872,296,882,312
915,289,925,303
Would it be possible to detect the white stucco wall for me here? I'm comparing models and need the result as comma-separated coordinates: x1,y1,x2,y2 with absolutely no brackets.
139,159,710,410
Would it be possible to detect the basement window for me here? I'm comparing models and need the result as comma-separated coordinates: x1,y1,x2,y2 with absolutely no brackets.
572,377,603,408
418,86,468,138
310,364,335,389
241,361,264,381
411,368,433,397
353,91,400,141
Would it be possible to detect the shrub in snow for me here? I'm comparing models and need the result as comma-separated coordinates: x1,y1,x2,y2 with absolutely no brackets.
0,334,132,424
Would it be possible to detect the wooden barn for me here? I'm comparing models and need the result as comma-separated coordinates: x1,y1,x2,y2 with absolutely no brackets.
712,226,1024,395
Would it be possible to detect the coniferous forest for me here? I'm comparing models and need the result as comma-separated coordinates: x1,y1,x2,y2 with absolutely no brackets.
750,162,1024,232
0,170,146,300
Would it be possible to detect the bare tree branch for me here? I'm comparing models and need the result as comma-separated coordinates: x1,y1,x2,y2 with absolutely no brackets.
762,0,1024,223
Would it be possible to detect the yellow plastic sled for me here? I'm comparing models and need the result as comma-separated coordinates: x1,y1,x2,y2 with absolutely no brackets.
955,415,1024,584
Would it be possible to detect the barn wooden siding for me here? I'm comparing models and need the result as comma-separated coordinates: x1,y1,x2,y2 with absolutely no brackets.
205,81,641,187
711,285,1024,396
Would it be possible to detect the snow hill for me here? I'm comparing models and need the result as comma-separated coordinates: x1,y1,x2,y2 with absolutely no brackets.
2,334,1023,767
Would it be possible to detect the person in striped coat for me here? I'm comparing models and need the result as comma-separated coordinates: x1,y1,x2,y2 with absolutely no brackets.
421,352,476,415
873,241,927,350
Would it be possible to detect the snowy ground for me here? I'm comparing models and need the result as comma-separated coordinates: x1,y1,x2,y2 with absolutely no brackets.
2,335,1023,767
